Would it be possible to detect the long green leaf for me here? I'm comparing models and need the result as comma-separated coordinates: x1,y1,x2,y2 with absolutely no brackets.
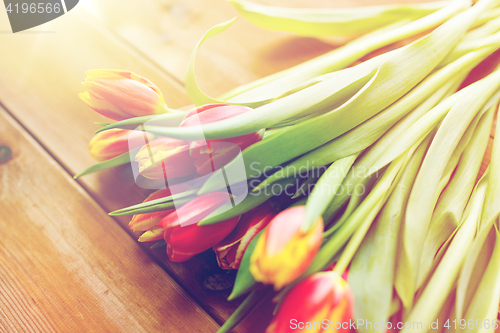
455,218,496,323
396,69,500,308
159,0,476,142
309,149,413,276
462,226,500,333
229,0,446,37
109,190,197,216
348,134,428,333
303,154,357,230
223,5,499,104
185,1,469,107
218,289,271,333
400,174,489,332
74,147,140,179
228,230,265,300
253,47,483,191
199,178,297,226
193,2,493,195
417,106,494,289
481,100,500,228
94,112,186,134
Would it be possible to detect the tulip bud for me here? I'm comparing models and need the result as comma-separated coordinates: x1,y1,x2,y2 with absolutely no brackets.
89,129,154,162
266,272,353,333
79,70,168,120
129,189,175,232
213,202,276,270
138,228,164,242
135,137,197,179
159,192,240,262
180,104,264,175
250,206,323,290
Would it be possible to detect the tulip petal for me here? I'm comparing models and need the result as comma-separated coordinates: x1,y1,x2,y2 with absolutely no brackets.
138,228,164,242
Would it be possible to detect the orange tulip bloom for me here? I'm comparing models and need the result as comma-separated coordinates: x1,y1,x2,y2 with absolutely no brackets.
80,70,168,120
250,206,323,290
89,128,154,162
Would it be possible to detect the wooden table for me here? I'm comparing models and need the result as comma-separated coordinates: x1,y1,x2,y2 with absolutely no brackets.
0,0,494,332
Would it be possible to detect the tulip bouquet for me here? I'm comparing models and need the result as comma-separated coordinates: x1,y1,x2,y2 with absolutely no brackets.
77,0,500,332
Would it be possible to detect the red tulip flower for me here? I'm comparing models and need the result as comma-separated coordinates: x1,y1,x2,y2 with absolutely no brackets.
159,192,240,262
180,104,264,175
213,202,276,270
89,129,154,162
80,70,168,120
266,272,354,333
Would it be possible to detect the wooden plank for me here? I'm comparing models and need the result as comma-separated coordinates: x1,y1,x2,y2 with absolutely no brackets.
0,8,270,333
0,106,220,332
0,1,496,332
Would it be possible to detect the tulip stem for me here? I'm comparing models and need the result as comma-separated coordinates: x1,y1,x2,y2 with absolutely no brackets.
217,288,272,333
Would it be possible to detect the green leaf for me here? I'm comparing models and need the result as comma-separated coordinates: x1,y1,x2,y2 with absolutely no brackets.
228,229,265,300
229,0,445,37
401,173,489,331
461,226,500,333
109,190,197,216
153,0,477,143
481,97,500,229
395,68,500,308
253,46,484,191
417,106,494,289
194,3,489,195
74,148,140,179
303,154,357,230
185,18,243,107
322,167,381,230
218,289,271,333
456,219,495,322
348,132,428,333
94,112,186,134
291,174,319,200
310,149,413,276
176,53,384,136
184,1,467,107
199,178,297,226
150,240,166,249
333,141,422,275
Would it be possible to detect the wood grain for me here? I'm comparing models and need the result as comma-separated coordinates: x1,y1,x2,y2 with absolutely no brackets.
0,6,271,333
0,107,220,332
0,0,497,332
